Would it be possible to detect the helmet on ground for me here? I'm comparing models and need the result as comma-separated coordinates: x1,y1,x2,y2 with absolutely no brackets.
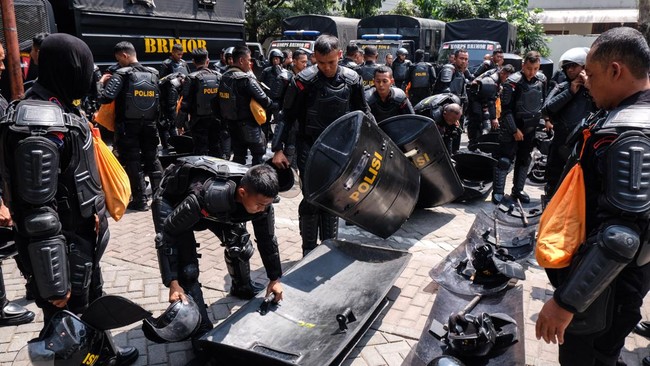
142,295,201,343
447,312,497,357
427,355,466,366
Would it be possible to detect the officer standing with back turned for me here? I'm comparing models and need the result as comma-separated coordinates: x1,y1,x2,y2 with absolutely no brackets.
99,41,164,211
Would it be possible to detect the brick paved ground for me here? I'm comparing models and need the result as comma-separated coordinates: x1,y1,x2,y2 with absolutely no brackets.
1,164,649,366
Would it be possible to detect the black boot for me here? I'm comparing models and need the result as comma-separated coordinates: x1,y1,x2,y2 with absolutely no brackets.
224,250,264,300
98,331,139,366
147,170,163,197
299,214,320,257
319,212,339,241
0,266,35,326
125,162,148,211
492,158,510,204
511,158,531,204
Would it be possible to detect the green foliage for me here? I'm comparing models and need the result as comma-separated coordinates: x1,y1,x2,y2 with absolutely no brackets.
244,0,336,42
341,0,383,18
413,0,549,56
389,0,419,17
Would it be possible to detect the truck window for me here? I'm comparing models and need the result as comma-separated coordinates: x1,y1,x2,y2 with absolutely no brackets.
425,30,432,48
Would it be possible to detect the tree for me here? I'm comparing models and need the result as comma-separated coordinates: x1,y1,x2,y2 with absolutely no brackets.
341,0,382,19
293,0,336,15
245,0,290,42
640,0,650,45
389,0,419,17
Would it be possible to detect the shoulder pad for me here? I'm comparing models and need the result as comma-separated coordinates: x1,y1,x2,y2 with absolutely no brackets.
601,104,650,130
7,99,69,133
115,66,133,75
162,59,172,66
188,71,200,79
605,130,650,213
146,66,160,76
365,88,377,104
297,66,319,84
278,69,290,81
536,71,547,82
506,72,522,84
203,179,237,215
340,66,361,84
391,87,407,102
225,69,249,80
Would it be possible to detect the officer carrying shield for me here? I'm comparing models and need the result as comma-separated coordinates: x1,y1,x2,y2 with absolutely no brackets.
492,51,546,204
408,48,437,106
99,41,164,211
0,33,137,365
181,48,226,157
366,66,414,123
218,46,275,166
152,159,284,342
272,34,373,256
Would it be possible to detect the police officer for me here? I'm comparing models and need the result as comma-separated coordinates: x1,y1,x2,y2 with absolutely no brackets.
358,46,380,90
99,41,164,211
23,32,49,89
414,93,463,154
366,66,414,123
289,48,309,76
492,51,546,204
159,43,191,149
466,64,516,148
160,43,191,78
433,48,471,107
536,27,650,366
473,49,504,78
282,49,293,70
339,44,361,71
542,47,595,198
392,48,412,90
181,48,226,157
408,49,437,106
218,46,274,165
213,48,229,73
259,48,291,138
272,35,372,256
152,160,284,341
0,33,137,364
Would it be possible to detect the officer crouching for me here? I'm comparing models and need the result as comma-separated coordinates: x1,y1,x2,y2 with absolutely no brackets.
151,159,284,344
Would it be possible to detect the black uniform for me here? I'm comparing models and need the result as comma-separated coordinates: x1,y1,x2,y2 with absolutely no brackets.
181,66,226,157
260,64,291,138
391,58,412,90
414,93,463,154
547,90,650,365
159,58,191,147
159,58,191,78
541,80,595,196
472,60,497,78
358,61,380,90
218,66,273,165
99,63,164,209
466,69,502,147
365,86,414,123
152,157,282,333
408,61,437,106
433,64,470,106
493,71,546,203
272,64,372,254
339,57,359,72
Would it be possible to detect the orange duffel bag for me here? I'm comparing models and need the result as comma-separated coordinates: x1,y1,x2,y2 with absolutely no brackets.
94,101,116,132
91,126,131,221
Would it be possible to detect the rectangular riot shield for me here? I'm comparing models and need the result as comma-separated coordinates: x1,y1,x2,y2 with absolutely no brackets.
198,240,411,365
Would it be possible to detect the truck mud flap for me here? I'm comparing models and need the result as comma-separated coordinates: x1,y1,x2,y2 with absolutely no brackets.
198,239,411,366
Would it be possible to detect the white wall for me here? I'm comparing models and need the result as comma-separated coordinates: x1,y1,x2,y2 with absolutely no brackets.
545,34,599,72
529,0,636,10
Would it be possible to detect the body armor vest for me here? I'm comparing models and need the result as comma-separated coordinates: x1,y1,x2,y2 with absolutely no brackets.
268,66,289,100
164,59,190,76
392,60,410,81
366,87,407,123
449,70,466,98
359,62,378,89
300,67,356,137
190,69,220,117
218,69,249,121
512,73,545,119
410,62,431,89
121,67,160,120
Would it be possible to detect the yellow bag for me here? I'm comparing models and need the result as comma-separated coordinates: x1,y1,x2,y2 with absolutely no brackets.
250,99,267,125
495,97,502,119
91,126,131,221
536,128,590,268
94,101,116,132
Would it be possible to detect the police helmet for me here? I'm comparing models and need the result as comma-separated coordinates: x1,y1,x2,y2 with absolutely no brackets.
427,355,466,366
396,48,408,56
14,310,105,365
268,48,284,63
559,47,589,68
447,312,497,357
142,294,202,343
224,46,235,58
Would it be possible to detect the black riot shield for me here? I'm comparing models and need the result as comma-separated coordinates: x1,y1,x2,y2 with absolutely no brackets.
303,111,420,239
453,150,497,201
378,114,464,208
198,240,411,366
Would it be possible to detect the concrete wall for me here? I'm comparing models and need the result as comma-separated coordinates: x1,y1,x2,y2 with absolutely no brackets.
529,0,636,10
544,34,599,72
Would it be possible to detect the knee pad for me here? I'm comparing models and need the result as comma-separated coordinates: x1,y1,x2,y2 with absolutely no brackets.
225,239,254,261
23,208,62,237
180,263,200,283
496,157,511,170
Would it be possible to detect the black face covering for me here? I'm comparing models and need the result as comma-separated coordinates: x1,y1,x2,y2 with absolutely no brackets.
36,33,94,107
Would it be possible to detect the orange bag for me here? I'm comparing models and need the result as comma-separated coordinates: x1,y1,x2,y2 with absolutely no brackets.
94,101,116,132
536,128,591,268
91,126,131,221
250,99,267,125
495,97,502,119
176,96,183,115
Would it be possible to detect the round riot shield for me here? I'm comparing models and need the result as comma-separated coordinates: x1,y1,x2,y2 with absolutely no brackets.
453,150,496,182
379,114,464,207
303,111,420,238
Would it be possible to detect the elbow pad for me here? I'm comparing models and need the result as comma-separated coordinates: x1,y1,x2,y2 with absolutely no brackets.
101,74,123,102
556,224,640,313
163,194,203,236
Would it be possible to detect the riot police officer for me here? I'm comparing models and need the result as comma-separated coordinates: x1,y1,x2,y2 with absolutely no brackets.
218,46,274,165
339,44,361,71
182,48,225,157
152,160,284,341
366,66,414,123
358,46,380,90
99,41,164,211
433,48,472,106
473,49,504,78
213,48,229,73
466,64,515,148
272,35,372,256
492,51,546,204
536,27,650,366
289,48,309,76
408,48,437,106
0,33,137,364
392,48,412,90
541,47,595,198
259,49,291,138
160,43,191,78
159,43,191,150
414,93,463,154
